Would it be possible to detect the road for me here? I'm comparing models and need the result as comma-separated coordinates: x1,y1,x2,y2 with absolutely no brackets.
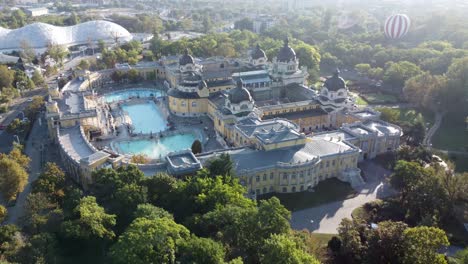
291,161,396,234
5,114,48,224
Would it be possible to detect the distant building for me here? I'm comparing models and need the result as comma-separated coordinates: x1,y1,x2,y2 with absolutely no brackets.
14,0,39,4
252,15,277,34
23,7,48,17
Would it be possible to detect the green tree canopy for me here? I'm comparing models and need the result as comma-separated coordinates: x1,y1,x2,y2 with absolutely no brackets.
402,226,449,264
61,196,116,240
260,234,320,264
110,217,189,264
177,235,226,264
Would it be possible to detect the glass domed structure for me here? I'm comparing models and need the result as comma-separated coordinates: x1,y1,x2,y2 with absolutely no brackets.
0,20,133,52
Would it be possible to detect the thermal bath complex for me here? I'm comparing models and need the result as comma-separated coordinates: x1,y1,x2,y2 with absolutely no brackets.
46,42,402,196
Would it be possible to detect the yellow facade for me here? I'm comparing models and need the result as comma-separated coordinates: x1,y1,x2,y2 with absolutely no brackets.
168,96,208,116
238,151,359,195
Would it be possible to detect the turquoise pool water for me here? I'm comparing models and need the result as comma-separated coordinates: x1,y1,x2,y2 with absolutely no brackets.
122,101,167,134
104,89,162,103
115,133,198,159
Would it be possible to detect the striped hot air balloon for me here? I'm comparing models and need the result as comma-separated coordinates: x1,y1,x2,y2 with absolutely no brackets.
384,14,411,39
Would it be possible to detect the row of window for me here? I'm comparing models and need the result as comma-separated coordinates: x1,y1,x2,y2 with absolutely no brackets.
172,100,197,107
254,184,308,195
265,105,321,116
251,159,356,184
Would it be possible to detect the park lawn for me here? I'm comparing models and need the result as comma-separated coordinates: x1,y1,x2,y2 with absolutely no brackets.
432,112,468,152
259,178,357,212
361,93,399,104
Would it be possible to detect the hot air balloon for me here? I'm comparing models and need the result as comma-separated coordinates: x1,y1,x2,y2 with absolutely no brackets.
384,14,411,39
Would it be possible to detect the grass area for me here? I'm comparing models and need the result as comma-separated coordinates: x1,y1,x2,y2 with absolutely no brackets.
448,153,468,172
310,233,335,247
432,112,468,152
259,178,357,212
361,93,400,104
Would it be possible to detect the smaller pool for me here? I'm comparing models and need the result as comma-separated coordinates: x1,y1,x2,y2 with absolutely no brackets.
104,89,163,103
114,133,198,160
122,101,167,134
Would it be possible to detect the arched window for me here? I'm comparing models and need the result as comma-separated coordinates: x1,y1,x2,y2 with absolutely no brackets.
292,186,296,192
263,187,267,194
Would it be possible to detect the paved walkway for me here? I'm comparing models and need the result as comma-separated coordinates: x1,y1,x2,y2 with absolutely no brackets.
291,161,396,234
423,111,444,146
5,115,48,225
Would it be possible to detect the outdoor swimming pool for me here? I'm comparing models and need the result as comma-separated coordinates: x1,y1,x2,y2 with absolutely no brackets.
122,101,167,134
114,133,198,159
104,89,163,103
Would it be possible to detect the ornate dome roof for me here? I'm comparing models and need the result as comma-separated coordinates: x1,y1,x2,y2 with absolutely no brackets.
0,20,132,50
179,48,194,66
252,44,266,60
277,37,296,62
229,79,252,104
324,69,346,92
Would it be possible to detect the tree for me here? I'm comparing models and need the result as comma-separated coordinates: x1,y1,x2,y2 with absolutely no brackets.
110,217,189,264
402,226,449,264
454,247,468,264
24,96,44,121
355,63,371,76
31,70,45,87
65,12,80,25
61,196,116,240
19,40,35,63
378,107,400,124
0,205,7,223
443,57,468,113
0,65,14,89
33,162,65,203
177,235,226,264
202,16,213,33
191,139,202,154
134,204,173,220
260,234,320,264
404,73,447,110
366,221,408,264
337,218,366,263
23,192,56,233
90,166,147,225
383,61,422,88
130,154,149,164
46,44,69,65
294,43,321,80
207,153,234,177
0,147,29,202
390,160,427,192
77,59,90,71
21,232,59,264
0,224,25,262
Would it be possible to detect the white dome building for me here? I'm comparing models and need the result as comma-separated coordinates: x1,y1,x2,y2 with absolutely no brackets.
0,20,133,53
